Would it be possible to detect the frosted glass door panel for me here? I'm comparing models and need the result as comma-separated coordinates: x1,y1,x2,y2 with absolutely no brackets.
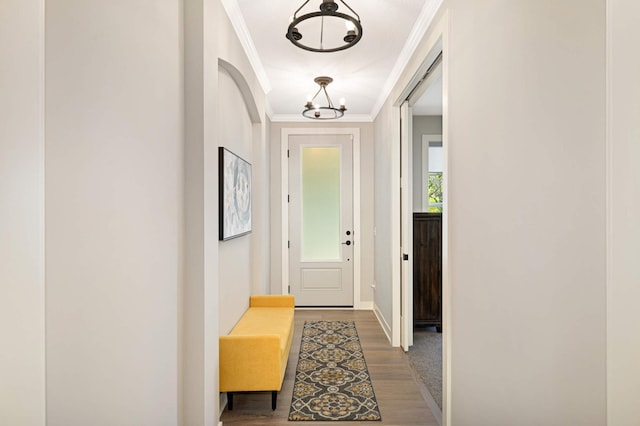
302,146,341,260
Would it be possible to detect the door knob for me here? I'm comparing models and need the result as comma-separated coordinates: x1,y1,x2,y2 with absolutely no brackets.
342,240,352,246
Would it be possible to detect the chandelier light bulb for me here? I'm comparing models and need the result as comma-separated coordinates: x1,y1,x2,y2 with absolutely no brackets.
345,20,356,31
339,98,346,107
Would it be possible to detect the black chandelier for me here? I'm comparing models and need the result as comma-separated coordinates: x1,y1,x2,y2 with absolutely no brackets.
303,76,346,120
286,0,363,53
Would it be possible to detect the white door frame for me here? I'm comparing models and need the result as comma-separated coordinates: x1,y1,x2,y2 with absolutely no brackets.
393,41,444,348
400,101,414,351
280,128,362,308
391,11,451,425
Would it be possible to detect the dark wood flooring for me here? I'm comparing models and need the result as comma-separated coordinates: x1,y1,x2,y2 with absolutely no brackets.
220,310,439,425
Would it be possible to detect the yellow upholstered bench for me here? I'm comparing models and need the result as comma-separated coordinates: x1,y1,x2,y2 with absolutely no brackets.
219,295,295,410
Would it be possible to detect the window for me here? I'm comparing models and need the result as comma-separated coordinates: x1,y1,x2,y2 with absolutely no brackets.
422,135,443,212
427,171,443,212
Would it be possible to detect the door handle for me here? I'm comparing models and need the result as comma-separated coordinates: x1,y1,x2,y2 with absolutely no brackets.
342,240,352,246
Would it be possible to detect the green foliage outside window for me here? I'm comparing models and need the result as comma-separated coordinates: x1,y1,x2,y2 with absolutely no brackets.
427,172,443,212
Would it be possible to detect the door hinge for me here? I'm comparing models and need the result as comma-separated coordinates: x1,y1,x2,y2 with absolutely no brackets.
288,285,291,293
288,194,290,203
287,149,290,158
403,253,409,261
288,240,290,249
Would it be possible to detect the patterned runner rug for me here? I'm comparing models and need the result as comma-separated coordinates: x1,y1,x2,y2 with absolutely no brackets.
288,321,382,421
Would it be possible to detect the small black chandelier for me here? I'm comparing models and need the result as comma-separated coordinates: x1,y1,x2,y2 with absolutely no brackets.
286,0,363,53
303,76,346,120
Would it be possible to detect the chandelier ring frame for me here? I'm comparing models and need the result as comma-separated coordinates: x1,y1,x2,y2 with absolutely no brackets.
302,106,346,120
286,11,363,53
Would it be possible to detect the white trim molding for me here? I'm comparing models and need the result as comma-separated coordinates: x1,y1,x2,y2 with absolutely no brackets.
220,0,272,94
370,0,443,119
374,303,392,343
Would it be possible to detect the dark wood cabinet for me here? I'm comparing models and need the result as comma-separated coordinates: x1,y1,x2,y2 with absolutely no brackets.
413,212,442,331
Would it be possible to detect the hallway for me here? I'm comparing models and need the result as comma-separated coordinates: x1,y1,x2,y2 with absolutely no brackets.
220,310,439,425
4,1,639,424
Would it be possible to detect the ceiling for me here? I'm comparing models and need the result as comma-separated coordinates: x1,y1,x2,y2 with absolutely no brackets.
225,0,443,122
412,69,442,116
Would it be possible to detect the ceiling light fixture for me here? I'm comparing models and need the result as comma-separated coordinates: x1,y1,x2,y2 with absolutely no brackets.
303,76,346,120
286,0,363,53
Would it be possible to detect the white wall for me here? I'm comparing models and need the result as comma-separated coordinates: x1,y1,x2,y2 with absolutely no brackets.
0,0,270,424
256,117,272,293
0,1,45,425
44,1,182,424
214,4,271,413
216,4,269,329
218,68,253,334
376,1,607,424
183,0,221,423
269,122,375,307
607,1,640,424
412,115,443,211
373,110,397,335
447,3,606,424
184,1,268,422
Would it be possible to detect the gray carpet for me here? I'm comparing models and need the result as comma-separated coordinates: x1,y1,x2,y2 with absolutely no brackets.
407,327,442,409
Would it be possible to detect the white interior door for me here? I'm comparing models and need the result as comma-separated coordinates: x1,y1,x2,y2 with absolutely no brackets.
288,134,354,307
400,101,413,351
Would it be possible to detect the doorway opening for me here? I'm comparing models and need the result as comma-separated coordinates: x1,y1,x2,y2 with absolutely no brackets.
280,128,363,308
395,35,447,422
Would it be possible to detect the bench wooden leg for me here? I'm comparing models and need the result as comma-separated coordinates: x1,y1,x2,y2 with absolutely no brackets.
272,391,277,410
227,392,233,411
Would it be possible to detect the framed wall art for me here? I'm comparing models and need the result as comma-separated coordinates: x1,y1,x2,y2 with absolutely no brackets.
219,147,252,240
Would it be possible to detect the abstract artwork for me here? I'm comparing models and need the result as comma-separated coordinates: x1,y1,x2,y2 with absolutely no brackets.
219,147,252,240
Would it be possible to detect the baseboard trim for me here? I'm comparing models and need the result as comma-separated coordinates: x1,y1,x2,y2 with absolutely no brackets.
295,302,374,311
356,301,374,310
373,303,392,343
405,352,442,426
220,393,227,419
295,306,353,310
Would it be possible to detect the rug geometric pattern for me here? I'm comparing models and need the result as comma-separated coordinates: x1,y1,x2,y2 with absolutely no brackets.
288,321,382,421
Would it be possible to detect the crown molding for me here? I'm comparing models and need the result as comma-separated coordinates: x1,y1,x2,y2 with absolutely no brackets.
265,100,275,121
270,113,374,123
369,0,443,120
221,0,272,94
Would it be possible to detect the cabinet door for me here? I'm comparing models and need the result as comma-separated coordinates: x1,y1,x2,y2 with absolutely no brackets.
413,213,442,328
